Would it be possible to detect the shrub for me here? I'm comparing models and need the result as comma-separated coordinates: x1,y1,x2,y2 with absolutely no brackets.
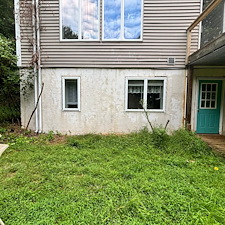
151,127,169,150
0,34,20,123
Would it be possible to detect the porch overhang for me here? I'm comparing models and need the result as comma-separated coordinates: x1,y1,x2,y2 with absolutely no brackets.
187,33,225,66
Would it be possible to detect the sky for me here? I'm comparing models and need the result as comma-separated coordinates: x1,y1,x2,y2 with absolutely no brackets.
61,0,142,40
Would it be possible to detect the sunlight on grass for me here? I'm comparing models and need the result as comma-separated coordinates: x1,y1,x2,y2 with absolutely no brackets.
0,129,225,224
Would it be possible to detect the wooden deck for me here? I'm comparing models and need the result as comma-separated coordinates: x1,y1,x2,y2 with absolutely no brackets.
198,134,225,156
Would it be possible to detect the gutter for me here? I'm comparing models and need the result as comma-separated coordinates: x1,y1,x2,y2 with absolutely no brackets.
36,0,42,133
32,0,42,133
14,0,21,67
32,0,39,132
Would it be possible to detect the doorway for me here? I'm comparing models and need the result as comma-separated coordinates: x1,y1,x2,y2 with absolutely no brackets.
196,80,222,134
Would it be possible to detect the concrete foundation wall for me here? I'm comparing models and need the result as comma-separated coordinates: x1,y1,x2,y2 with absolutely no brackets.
21,68,186,134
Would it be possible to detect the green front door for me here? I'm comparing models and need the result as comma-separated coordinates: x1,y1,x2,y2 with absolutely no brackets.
197,80,222,134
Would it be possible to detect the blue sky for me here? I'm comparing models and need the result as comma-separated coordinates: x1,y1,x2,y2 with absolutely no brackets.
62,0,141,40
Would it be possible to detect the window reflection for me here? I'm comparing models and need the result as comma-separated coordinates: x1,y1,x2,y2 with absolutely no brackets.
104,0,142,40
104,0,121,39
124,0,141,39
61,0,99,40
62,0,79,39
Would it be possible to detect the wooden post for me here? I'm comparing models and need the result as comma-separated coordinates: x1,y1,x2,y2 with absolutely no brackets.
186,30,192,64
185,66,193,130
186,0,222,64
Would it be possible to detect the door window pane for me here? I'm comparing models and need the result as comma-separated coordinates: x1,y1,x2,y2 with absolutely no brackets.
200,83,217,109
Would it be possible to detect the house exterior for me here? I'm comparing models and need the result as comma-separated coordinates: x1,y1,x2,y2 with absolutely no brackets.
186,0,225,135
14,0,224,135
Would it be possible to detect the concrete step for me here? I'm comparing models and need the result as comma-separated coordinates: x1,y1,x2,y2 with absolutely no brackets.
0,144,9,156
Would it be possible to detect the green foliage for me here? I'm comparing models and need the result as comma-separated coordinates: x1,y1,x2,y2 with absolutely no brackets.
0,0,14,38
1,129,225,224
62,26,78,39
168,129,213,157
0,34,20,123
152,127,169,150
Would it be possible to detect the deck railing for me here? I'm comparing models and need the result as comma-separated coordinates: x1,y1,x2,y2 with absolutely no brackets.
186,0,224,63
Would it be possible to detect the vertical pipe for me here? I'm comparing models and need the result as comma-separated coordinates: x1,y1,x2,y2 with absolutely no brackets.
32,0,39,132
36,0,42,133
14,0,21,67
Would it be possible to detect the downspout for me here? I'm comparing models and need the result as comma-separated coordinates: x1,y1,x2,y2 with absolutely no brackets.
36,0,42,133
14,0,21,67
32,0,39,132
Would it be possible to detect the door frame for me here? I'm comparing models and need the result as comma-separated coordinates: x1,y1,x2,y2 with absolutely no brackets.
194,77,224,134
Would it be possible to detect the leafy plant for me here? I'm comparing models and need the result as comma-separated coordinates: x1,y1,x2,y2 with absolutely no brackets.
0,35,20,123
151,127,169,150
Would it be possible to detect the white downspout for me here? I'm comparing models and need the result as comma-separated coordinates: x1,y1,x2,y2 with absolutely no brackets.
32,0,39,132
14,0,21,67
36,0,42,133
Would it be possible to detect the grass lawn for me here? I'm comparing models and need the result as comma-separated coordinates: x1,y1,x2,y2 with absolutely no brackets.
0,128,225,224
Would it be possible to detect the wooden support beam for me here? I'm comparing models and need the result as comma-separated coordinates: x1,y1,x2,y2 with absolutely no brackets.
186,0,223,64
187,0,222,32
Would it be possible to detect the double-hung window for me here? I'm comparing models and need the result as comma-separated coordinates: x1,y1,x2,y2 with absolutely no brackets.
103,0,142,40
60,0,142,41
62,77,80,110
61,0,100,40
126,78,165,111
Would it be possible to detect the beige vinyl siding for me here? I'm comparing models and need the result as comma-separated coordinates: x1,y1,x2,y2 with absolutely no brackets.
20,0,201,68
19,0,33,66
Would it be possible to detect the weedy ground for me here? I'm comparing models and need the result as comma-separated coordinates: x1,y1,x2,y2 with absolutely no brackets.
0,126,225,224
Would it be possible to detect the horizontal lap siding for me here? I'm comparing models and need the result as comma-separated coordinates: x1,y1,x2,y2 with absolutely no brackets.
21,0,201,68
20,0,33,66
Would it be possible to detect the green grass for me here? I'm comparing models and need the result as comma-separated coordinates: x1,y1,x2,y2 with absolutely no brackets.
0,129,225,224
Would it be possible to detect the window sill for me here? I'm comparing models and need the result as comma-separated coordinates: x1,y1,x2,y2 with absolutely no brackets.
126,109,165,113
63,109,80,112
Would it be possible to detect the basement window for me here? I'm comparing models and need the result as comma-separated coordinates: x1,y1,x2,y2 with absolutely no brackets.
62,77,80,110
126,78,165,111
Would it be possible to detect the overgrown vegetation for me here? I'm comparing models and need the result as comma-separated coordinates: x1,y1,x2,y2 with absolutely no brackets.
0,0,20,123
0,35,20,123
0,128,225,224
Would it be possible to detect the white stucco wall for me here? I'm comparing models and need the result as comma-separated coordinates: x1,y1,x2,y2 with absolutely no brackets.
21,68,186,134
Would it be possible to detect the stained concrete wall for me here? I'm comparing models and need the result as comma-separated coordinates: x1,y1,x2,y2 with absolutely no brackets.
191,68,225,134
21,68,186,134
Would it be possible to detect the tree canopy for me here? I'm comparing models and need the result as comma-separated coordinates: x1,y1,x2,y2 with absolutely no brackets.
0,0,15,38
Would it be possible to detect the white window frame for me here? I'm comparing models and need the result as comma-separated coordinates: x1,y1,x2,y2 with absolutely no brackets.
199,83,218,109
102,0,143,41
125,77,166,112
59,0,100,42
62,77,81,111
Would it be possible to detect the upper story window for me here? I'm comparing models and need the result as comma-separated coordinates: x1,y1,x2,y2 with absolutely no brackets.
60,0,143,41
103,0,142,41
61,0,100,40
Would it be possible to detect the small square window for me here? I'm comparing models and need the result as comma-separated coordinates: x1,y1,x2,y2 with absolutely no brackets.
126,78,165,111
63,77,80,110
